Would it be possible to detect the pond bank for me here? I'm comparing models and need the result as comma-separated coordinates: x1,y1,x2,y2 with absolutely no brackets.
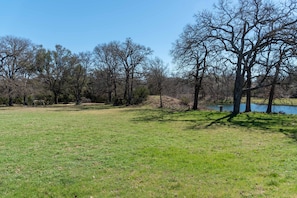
208,103,297,115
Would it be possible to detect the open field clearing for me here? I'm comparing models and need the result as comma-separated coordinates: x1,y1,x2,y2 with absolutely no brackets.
0,104,297,197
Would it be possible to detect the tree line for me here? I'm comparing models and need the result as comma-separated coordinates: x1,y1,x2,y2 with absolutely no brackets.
1,0,297,116
0,36,165,106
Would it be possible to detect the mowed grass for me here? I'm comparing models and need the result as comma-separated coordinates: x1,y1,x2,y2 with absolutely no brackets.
1,105,297,197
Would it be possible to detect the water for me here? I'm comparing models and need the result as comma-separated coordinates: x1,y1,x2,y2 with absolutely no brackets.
208,103,297,115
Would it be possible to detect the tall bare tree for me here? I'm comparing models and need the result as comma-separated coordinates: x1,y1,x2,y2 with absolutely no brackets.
146,57,167,108
117,38,153,105
0,36,35,106
202,0,297,115
69,52,92,105
36,45,73,104
171,20,213,110
93,42,120,103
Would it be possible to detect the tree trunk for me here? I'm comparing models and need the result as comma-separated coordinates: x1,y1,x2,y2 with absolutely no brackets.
76,92,81,105
193,59,207,110
233,60,245,115
267,63,280,113
23,95,27,106
108,91,112,104
8,96,13,106
54,93,59,104
266,84,275,114
8,87,13,106
192,62,200,110
245,67,252,112
130,68,135,104
193,82,199,110
159,91,163,108
124,71,130,105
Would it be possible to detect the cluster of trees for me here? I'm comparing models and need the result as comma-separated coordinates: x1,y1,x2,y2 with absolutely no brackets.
171,0,297,115
1,0,297,116
0,36,171,106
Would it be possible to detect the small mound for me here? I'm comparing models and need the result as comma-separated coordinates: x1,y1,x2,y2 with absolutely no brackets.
144,95,190,110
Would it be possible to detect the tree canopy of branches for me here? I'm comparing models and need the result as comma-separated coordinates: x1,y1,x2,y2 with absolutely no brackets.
69,52,91,105
93,42,120,103
198,0,297,115
36,45,75,104
171,20,216,110
0,36,36,106
117,38,153,105
146,57,168,108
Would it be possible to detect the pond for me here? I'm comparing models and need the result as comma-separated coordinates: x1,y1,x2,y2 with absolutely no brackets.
208,103,297,115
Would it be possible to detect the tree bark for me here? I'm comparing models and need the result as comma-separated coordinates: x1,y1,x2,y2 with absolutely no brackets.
54,93,59,104
233,59,245,115
193,82,199,110
245,67,252,112
267,62,281,113
159,91,163,108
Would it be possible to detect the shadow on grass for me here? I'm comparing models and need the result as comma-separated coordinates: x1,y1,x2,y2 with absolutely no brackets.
205,112,297,141
130,108,297,141
130,108,217,124
229,113,297,140
48,103,115,111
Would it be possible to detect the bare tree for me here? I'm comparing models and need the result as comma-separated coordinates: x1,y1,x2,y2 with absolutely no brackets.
0,36,35,106
117,38,153,105
69,52,92,105
36,45,73,104
146,57,167,108
202,0,297,115
93,42,120,103
171,21,213,110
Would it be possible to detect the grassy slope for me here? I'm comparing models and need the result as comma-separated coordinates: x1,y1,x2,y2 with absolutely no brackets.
242,97,297,106
0,105,297,197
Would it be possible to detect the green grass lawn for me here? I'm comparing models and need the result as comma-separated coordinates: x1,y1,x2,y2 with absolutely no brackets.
1,105,297,197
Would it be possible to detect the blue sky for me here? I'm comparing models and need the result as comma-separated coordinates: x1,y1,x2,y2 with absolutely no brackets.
1,0,217,68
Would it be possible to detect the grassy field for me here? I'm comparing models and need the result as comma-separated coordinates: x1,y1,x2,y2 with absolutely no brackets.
1,104,297,197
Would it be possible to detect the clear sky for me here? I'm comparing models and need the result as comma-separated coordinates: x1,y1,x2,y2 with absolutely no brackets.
1,0,217,69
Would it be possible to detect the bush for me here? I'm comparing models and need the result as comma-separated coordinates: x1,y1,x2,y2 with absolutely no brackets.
180,96,190,106
113,98,124,106
132,87,149,105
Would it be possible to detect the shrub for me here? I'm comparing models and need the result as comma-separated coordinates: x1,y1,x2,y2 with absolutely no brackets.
180,96,190,106
132,86,149,105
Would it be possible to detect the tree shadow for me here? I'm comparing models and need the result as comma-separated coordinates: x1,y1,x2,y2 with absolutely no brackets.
206,113,235,127
49,103,114,111
130,108,297,142
206,112,297,141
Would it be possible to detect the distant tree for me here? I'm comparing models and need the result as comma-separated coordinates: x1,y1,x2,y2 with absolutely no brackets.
85,69,105,103
117,38,153,105
146,57,167,108
36,45,73,104
70,52,91,105
93,42,120,103
171,20,213,110
203,61,234,103
266,44,297,113
0,36,36,106
20,45,42,105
